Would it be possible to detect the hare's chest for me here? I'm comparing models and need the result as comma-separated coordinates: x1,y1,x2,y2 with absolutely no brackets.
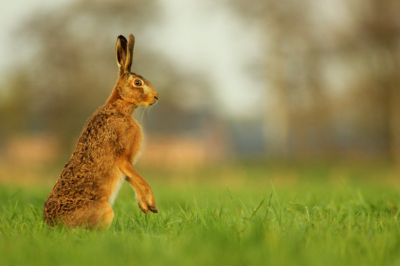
126,119,143,164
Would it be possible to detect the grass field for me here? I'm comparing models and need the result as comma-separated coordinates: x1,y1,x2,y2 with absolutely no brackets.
0,162,399,266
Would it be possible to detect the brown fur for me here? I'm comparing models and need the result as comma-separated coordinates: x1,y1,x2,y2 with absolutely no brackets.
43,34,159,229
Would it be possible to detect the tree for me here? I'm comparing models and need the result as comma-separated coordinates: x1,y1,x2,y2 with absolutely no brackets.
228,0,338,159
1,0,209,153
345,0,400,163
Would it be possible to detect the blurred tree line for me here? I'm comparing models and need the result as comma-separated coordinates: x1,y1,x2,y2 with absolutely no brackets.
0,0,399,164
0,0,212,152
229,0,400,162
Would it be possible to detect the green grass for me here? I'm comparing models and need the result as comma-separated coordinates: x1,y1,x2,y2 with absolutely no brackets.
0,163,399,266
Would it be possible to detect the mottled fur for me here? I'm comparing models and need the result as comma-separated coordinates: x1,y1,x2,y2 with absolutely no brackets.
43,34,159,229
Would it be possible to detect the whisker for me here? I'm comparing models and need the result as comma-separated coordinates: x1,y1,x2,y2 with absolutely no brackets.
147,106,152,121
140,107,145,122
134,107,144,123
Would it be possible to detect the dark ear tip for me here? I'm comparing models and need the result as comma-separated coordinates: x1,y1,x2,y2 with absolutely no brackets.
117,35,127,42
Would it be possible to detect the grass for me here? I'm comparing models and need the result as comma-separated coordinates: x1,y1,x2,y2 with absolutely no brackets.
0,162,399,266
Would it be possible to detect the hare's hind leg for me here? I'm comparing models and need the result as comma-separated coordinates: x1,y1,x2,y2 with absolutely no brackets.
67,201,114,229
93,201,114,229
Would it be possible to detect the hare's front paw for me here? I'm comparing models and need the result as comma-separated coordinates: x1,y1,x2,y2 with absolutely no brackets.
146,189,158,213
137,192,158,214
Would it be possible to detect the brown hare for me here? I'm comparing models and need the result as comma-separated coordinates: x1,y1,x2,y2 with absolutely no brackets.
43,34,159,229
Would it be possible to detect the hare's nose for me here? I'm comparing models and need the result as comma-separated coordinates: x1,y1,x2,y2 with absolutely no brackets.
154,95,159,100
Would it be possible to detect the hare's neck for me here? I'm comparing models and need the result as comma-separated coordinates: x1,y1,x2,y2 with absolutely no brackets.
111,99,137,116
106,85,121,104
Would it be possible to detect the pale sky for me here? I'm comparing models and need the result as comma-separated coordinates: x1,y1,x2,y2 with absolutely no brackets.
0,0,70,70
0,0,265,119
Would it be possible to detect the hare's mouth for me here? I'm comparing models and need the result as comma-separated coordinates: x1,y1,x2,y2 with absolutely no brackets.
150,95,158,106
142,100,157,107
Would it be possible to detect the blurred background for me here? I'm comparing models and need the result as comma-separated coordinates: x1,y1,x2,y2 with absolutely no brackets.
0,0,399,186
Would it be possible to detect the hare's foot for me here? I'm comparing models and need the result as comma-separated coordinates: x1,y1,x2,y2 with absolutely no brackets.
66,201,114,229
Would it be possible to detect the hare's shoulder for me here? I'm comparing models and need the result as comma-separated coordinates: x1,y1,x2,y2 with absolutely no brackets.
81,106,131,137
85,105,143,145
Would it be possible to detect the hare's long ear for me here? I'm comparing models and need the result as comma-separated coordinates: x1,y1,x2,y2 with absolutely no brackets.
116,35,128,76
124,34,135,73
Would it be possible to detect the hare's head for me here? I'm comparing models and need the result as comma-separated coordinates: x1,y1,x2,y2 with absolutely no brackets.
114,34,158,107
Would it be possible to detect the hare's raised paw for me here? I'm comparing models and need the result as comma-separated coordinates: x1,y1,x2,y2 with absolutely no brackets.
137,203,158,214
137,194,150,214
149,205,158,213
139,204,158,214
137,193,158,214
138,204,150,214
145,191,158,213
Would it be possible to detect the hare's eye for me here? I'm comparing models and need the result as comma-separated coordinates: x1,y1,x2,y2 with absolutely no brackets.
134,79,142,86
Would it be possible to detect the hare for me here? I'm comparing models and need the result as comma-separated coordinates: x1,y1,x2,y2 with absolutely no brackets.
43,34,159,229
